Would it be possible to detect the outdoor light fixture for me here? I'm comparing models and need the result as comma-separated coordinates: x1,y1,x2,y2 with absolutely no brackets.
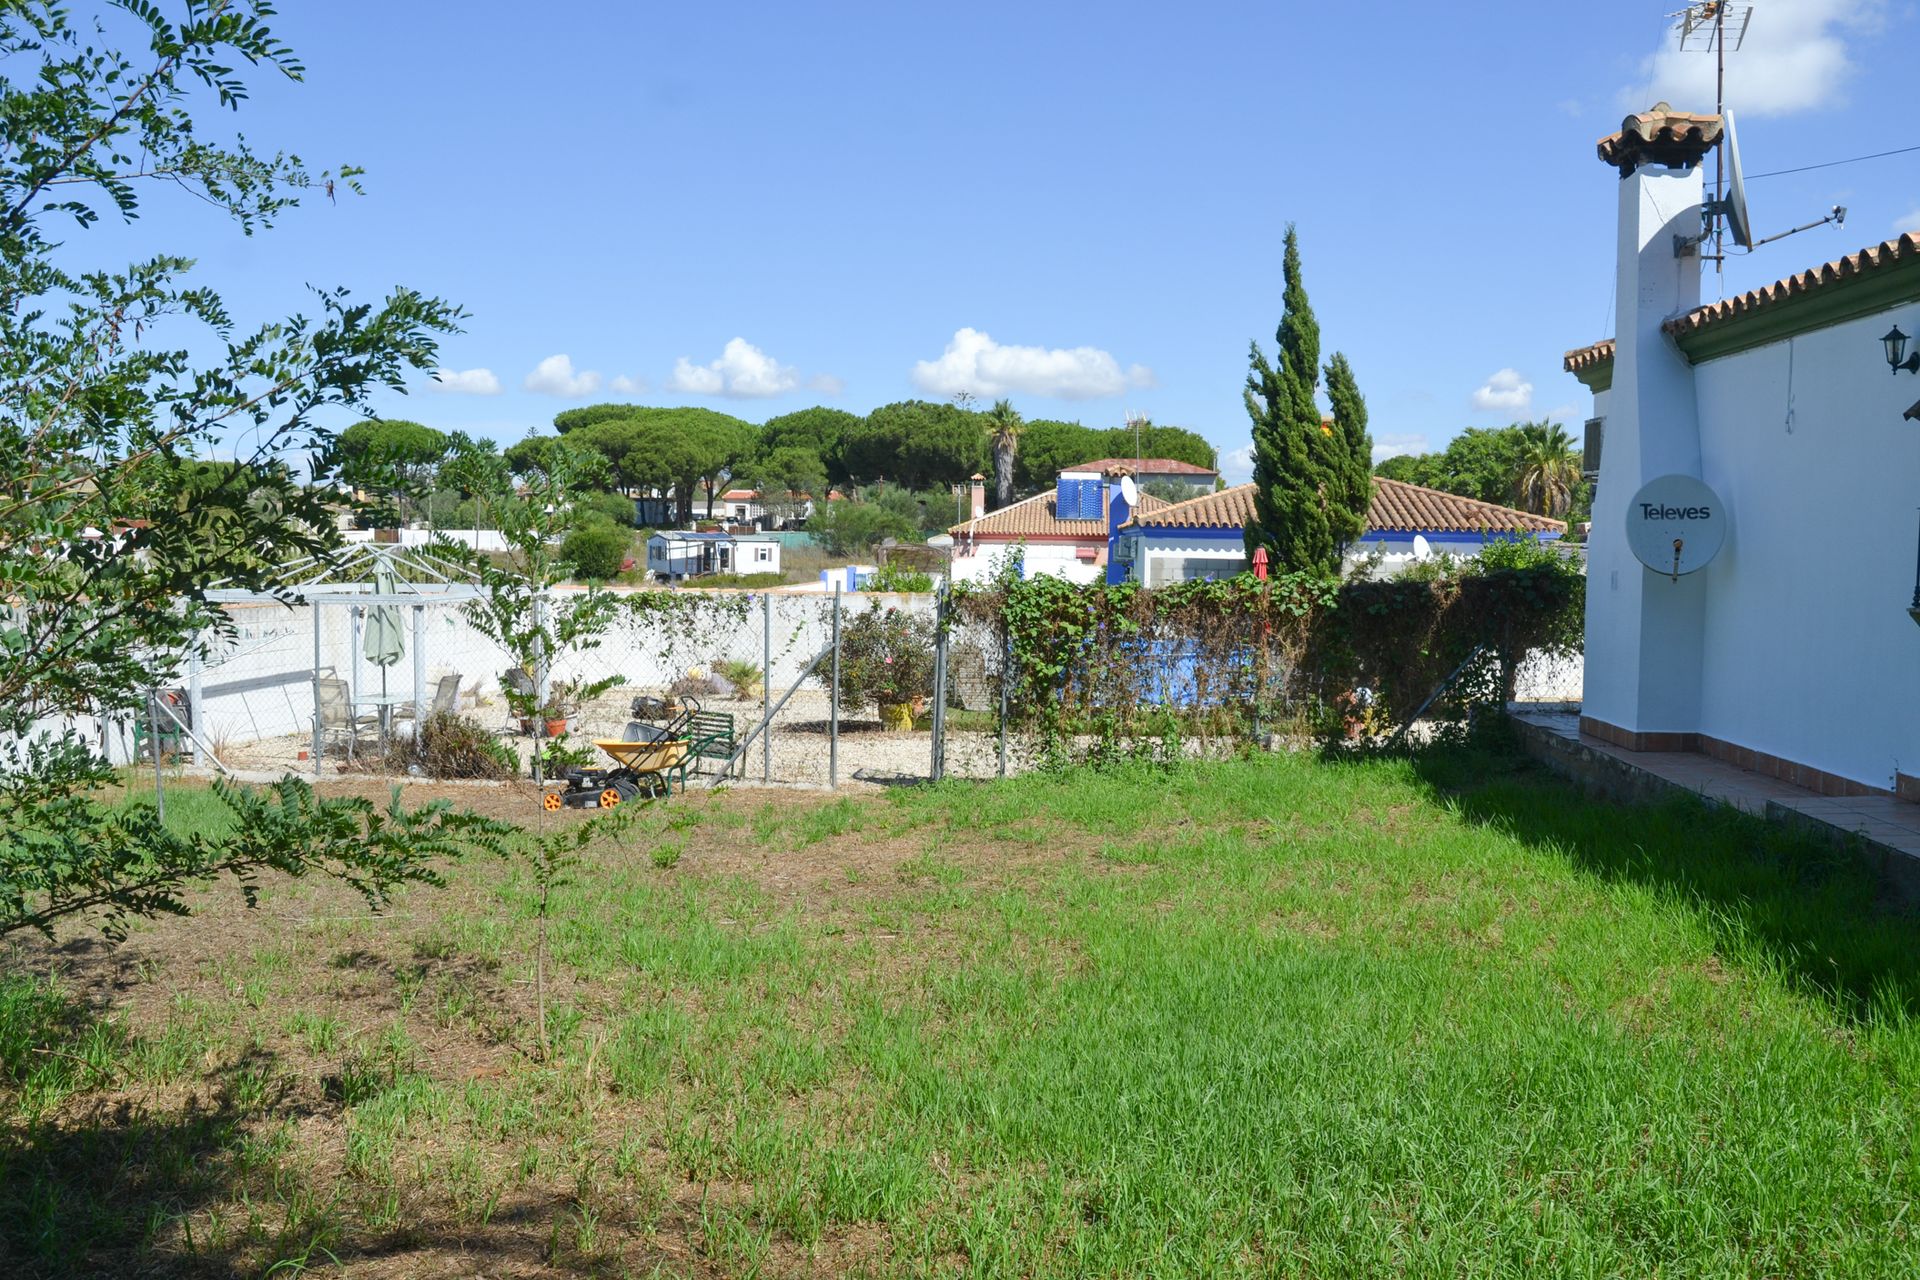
1884,325,1920,375
1909,509,1920,629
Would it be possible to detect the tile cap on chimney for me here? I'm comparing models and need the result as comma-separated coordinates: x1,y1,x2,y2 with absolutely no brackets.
1597,102,1722,175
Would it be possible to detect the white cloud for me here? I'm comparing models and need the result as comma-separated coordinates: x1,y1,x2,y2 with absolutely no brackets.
665,337,811,399
1370,433,1430,462
1895,208,1920,237
610,374,648,395
1622,0,1886,119
523,354,603,397
910,327,1156,400
428,367,501,395
1471,368,1534,415
1220,444,1256,485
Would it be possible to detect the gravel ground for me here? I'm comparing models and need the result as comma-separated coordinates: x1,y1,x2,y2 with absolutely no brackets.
211,683,1019,789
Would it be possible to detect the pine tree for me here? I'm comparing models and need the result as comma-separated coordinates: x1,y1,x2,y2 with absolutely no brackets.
1245,225,1339,574
1322,351,1374,552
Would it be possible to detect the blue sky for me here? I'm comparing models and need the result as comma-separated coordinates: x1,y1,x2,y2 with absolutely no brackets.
122,0,1919,482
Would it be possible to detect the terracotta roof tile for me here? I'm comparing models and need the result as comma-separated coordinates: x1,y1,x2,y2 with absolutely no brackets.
950,487,1171,539
1568,234,1920,368
1563,338,1615,373
1663,231,1920,339
1127,479,1564,537
1066,457,1217,476
1597,102,1721,172
1367,477,1564,535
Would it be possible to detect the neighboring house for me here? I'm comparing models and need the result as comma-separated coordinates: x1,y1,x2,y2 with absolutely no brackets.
717,488,838,528
1566,100,1920,795
1111,479,1564,586
646,530,737,580
949,473,1171,584
1064,457,1218,496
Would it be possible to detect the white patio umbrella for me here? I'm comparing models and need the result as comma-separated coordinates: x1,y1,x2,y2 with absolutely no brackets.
362,556,407,723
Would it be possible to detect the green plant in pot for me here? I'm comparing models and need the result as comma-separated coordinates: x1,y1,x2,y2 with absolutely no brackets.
817,604,934,731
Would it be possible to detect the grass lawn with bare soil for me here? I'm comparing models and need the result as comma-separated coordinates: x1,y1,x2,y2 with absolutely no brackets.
5,749,1920,1277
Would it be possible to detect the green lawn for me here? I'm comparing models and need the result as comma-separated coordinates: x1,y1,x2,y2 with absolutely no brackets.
5,749,1920,1276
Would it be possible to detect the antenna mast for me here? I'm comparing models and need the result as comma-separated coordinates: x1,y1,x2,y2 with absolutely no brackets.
1670,2,1753,271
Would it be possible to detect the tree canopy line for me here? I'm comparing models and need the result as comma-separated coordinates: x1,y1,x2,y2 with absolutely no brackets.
1372,421,1589,527
334,399,1222,556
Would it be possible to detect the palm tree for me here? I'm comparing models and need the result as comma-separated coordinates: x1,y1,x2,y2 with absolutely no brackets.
1511,422,1581,517
985,398,1023,510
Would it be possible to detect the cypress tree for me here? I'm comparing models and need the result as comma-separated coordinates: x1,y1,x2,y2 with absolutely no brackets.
1245,225,1338,574
1322,351,1374,553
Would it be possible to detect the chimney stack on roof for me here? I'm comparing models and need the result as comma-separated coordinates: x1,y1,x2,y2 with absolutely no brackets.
1597,102,1721,176
969,473,986,520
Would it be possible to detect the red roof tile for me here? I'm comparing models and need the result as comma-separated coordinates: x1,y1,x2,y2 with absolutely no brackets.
1127,479,1564,537
1597,102,1721,172
1663,231,1920,339
1567,233,1920,370
1065,457,1217,477
950,487,1171,539
1563,338,1615,374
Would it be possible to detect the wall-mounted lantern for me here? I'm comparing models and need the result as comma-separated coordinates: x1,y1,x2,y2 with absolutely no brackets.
1883,325,1920,375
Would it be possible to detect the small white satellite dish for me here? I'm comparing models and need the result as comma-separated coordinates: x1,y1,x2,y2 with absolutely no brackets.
1722,108,1752,250
1119,475,1140,507
1412,533,1434,562
1626,474,1727,578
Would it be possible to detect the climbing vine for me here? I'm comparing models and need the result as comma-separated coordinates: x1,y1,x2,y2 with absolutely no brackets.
953,543,1582,762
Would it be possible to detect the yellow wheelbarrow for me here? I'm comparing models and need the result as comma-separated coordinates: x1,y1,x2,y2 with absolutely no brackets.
542,737,690,810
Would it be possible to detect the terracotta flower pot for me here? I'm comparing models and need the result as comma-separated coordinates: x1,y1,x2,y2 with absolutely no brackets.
877,701,914,732
545,717,568,738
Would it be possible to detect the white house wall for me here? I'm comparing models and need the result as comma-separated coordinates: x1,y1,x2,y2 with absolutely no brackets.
950,543,1101,585
1687,310,1920,788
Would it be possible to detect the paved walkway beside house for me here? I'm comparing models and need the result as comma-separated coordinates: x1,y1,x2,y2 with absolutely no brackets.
1511,708,1920,899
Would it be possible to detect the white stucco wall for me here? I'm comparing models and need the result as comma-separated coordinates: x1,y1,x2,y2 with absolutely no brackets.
950,542,1102,585
1683,311,1920,787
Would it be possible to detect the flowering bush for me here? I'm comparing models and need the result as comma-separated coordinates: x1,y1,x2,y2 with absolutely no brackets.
820,605,935,712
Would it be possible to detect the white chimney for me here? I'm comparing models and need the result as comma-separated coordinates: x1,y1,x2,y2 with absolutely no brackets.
1582,103,1714,745
969,472,986,519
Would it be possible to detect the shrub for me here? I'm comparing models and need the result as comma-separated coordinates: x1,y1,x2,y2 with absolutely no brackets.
866,562,934,593
818,605,935,711
393,711,519,779
575,490,636,527
562,517,631,581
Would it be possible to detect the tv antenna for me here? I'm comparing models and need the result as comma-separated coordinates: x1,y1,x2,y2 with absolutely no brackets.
1123,410,1148,468
1668,5,1847,265
1668,3,1753,269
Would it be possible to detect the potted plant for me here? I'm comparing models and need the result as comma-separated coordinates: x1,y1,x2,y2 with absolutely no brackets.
541,679,578,738
816,604,934,732
713,658,762,701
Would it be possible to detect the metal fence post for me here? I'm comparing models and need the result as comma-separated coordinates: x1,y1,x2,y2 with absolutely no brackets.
311,602,324,777
761,592,772,783
998,623,1009,779
829,586,841,789
930,586,949,782
146,690,166,823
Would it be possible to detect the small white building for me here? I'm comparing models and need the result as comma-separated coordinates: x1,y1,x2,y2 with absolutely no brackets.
734,534,783,575
1567,101,1920,795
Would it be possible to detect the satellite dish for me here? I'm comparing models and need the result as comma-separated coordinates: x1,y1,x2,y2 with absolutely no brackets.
1119,475,1140,507
1722,108,1752,249
1412,534,1433,562
1625,474,1727,578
